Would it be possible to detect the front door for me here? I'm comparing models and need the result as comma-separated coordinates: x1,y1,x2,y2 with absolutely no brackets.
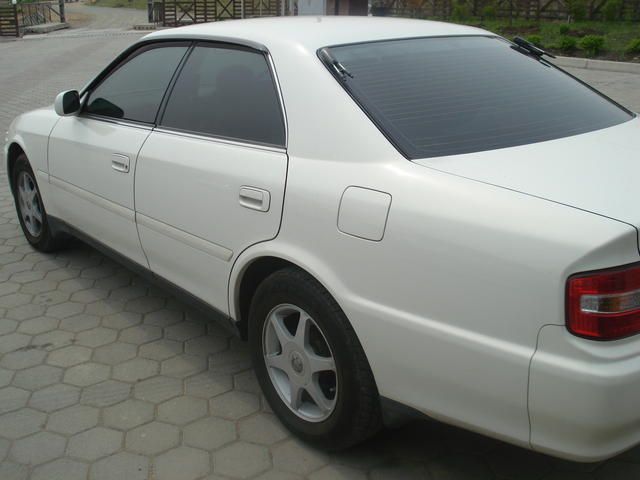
135,42,288,312
48,42,190,266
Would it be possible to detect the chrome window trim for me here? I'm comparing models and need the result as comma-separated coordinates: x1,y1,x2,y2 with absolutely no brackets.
264,50,288,149
79,114,154,131
153,127,287,154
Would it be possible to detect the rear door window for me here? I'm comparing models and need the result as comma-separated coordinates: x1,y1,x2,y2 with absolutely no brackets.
322,36,633,159
160,43,285,147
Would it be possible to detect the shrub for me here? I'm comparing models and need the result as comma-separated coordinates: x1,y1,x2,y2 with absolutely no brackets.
558,24,570,35
481,4,497,19
579,35,605,57
451,1,472,20
566,0,587,20
558,36,577,52
602,0,622,21
526,35,543,47
626,38,640,54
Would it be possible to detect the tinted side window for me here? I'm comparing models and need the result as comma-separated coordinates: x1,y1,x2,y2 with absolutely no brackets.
161,44,285,147
85,44,189,124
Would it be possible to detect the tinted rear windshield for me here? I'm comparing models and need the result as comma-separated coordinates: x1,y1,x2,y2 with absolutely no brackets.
323,36,633,159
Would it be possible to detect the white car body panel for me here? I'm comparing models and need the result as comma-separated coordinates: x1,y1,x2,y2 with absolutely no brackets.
135,130,287,311
6,16,640,461
48,117,151,266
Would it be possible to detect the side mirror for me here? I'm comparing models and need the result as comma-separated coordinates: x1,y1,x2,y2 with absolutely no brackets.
54,90,80,116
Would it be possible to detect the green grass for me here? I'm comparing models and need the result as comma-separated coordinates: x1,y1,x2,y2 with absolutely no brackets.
87,0,148,10
446,17,640,61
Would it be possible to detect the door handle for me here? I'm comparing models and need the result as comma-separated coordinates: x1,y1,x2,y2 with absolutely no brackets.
239,186,270,212
111,154,130,173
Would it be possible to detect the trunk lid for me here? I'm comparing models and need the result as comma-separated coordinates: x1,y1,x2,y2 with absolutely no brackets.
413,116,640,229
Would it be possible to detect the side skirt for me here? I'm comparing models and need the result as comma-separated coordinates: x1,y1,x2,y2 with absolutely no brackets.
48,216,241,338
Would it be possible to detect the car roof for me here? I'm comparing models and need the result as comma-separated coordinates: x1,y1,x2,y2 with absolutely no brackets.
144,16,490,52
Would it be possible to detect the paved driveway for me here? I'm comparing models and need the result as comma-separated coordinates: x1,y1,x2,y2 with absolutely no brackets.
1,27,640,480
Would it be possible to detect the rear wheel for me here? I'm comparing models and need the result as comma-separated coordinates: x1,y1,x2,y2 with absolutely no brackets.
249,267,381,450
12,154,65,252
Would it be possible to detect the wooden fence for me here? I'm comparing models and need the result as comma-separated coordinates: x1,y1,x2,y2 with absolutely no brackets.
0,1,19,36
0,0,65,37
160,0,281,26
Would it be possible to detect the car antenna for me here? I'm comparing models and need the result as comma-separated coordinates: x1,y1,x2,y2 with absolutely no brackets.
512,37,556,59
319,48,354,81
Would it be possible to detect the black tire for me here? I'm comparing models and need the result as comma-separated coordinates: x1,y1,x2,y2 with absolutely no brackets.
11,154,65,252
249,267,382,451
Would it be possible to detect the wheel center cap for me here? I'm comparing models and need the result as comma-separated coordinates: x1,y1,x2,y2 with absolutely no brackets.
290,351,304,374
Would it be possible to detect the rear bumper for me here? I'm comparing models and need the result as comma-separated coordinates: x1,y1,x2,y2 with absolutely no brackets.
529,325,640,462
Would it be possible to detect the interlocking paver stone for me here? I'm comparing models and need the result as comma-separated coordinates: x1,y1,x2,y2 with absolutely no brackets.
158,396,208,425
29,383,80,412
0,333,30,354
75,327,118,347
144,309,183,327
32,330,74,350
0,318,17,335
47,404,100,435
7,304,47,321
161,354,207,378
103,399,154,430
214,442,271,479
272,439,330,475
81,380,131,407
119,324,162,345
90,452,149,480
46,301,85,319
139,339,182,360
185,372,233,398
0,461,29,480
125,421,180,455
112,358,158,382
0,408,47,439
1,349,47,370
209,391,260,420
67,427,122,461
238,413,289,445
155,446,210,480
92,342,137,365
165,322,206,341
0,386,29,414
11,431,66,465
12,364,62,390
184,416,236,451
60,314,101,333
64,362,111,386
16,316,58,334
31,458,89,480
47,345,92,367
133,376,182,403
0,367,13,387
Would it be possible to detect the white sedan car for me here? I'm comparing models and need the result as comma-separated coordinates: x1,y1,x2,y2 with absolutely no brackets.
5,16,640,461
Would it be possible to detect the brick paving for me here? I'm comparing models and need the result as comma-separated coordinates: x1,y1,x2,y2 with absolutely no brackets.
1,21,640,480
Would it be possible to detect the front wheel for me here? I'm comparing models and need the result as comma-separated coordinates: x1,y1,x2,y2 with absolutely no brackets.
249,267,381,451
11,154,65,252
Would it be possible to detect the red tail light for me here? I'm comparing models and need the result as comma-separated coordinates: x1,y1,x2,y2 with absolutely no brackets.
567,263,640,340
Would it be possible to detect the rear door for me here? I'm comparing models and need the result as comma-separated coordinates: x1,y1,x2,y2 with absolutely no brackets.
135,42,287,311
48,42,190,266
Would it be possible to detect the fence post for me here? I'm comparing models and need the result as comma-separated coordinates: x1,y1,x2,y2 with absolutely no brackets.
148,0,153,21
59,0,65,22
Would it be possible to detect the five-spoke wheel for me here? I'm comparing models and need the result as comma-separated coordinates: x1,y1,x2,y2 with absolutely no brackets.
250,267,381,450
263,304,337,422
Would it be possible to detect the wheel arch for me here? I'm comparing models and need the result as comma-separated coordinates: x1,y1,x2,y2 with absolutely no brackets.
6,142,26,192
230,249,351,341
